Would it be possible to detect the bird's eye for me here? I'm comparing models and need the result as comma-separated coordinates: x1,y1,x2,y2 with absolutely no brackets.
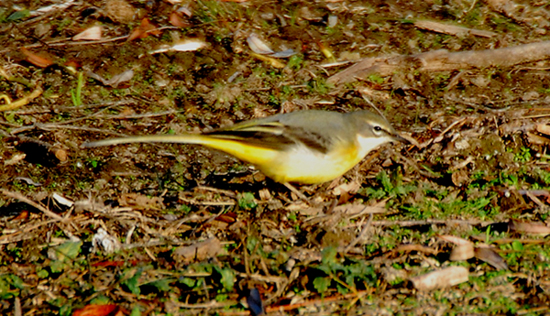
373,125,383,132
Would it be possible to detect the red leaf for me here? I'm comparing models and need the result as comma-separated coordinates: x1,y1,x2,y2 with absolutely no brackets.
20,48,53,68
72,304,119,316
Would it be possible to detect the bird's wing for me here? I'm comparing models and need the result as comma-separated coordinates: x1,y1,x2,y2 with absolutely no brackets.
207,120,331,154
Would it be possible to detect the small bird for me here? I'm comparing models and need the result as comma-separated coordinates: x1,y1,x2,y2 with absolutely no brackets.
83,110,407,185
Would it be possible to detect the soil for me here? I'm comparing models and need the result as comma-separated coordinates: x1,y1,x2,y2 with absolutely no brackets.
1,0,549,315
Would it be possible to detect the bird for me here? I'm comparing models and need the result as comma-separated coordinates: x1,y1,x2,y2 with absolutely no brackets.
83,109,407,187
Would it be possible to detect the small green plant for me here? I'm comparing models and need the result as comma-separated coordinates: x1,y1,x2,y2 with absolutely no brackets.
70,71,84,106
367,74,385,84
360,169,416,199
238,192,257,210
287,54,304,70
513,147,532,163
312,247,376,295
0,274,24,299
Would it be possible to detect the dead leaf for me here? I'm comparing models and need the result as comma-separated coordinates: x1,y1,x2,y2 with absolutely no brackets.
148,39,208,55
331,181,360,195
104,0,135,23
450,243,475,261
475,245,508,270
20,48,53,68
509,220,550,236
118,193,164,209
73,26,102,41
438,234,472,245
247,33,275,55
527,132,550,145
536,123,550,136
173,237,225,263
128,18,160,41
414,20,497,38
52,193,74,208
169,11,190,27
411,266,469,291
86,69,134,88
439,234,475,261
72,304,121,316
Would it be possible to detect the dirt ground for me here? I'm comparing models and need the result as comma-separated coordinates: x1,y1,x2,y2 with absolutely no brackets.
1,0,550,315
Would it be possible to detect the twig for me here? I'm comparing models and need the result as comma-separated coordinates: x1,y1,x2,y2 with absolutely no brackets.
9,124,129,136
344,212,373,254
370,219,497,227
329,41,550,85
0,189,64,221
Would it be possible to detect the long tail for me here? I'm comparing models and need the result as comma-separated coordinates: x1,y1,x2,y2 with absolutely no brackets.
82,134,208,148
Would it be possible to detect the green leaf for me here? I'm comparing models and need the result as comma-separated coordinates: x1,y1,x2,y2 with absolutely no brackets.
7,9,30,21
214,266,235,291
313,276,331,293
147,278,173,292
123,270,142,296
130,306,142,316
238,192,257,210
179,277,196,288
54,241,83,262
511,240,523,251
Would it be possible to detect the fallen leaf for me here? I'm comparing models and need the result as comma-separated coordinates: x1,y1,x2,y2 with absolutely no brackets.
128,18,160,41
169,10,190,28
72,304,120,316
411,266,469,291
509,220,550,236
86,69,134,88
450,243,475,261
536,124,550,136
118,192,164,209
148,39,208,55
52,193,74,208
438,234,472,245
475,245,508,270
73,26,102,41
20,48,53,68
173,237,225,263
247,33,275,55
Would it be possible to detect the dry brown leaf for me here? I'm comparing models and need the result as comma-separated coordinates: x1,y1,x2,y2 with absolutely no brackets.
128,18,160,41
414,20,496,38
411,266,469,291
104,0,135,23
536,124,550,136
169,11,190,28
527,132,550,145
475,245,508,270
73,26,102,41
86,69,134,88
450,243,475,261
438,234,471,245
118,193,164,209
509,220,550,236
331,181,360,195
20,48,54,68
173,237,225,263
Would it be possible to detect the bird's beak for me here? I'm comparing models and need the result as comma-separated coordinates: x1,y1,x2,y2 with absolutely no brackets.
392,133,416,146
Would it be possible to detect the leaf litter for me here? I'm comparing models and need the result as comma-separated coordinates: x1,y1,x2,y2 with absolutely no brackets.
1,0,550,315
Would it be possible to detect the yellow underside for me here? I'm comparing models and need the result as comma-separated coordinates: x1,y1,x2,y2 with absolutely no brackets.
201,137,361,184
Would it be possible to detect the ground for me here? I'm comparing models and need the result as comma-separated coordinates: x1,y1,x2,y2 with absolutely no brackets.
1,0,550,315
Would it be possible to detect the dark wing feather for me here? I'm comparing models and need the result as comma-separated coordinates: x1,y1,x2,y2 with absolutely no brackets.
205,121,331,154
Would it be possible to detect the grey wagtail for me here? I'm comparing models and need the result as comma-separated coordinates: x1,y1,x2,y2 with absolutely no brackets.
83,110,407,185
